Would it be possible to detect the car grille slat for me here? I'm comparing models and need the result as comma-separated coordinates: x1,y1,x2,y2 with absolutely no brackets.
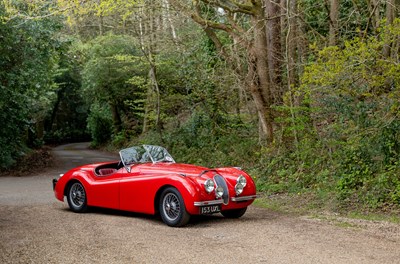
214,174,229,205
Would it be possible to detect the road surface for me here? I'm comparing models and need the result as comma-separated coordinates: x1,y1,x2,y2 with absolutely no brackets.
0,143,399,263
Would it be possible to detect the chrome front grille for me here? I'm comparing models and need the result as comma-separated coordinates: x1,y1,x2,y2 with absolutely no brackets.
214,174,229,205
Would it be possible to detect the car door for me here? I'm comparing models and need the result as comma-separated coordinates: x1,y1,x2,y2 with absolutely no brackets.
119,166,162,214
88,170,121,209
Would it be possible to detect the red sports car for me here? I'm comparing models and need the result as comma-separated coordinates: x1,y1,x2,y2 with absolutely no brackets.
52,145,257,227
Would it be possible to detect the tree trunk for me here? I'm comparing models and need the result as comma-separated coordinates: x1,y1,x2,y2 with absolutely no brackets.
386,0,395,25
190,0,274,144
329,0,340,46
372,0,381,31
383,0,395,58
149,62,161,131
252,5,274,143
365,0,383,34
246,53,272,144
296,2,307,83
285,0,299,146
266,0,283,104
142,86,151,134
287,0,297,89
163,0,178,41
110,103,122,133
99,15,104,36
48,87,64,131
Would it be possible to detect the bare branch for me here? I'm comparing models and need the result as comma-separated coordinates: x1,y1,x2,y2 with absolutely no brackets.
200,0,254,15
204,27,230,59
6,6,72,25
363,0,382,39
191,12,233,32
226,11,246,35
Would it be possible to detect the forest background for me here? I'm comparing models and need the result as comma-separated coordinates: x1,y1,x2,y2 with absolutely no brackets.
1,0,400,215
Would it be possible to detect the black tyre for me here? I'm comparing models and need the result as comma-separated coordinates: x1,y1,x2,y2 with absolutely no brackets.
221,207,247,218
67,182,88,213
159,187,190,227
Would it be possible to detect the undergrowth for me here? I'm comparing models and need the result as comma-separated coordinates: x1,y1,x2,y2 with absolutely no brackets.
112,109,400,215
0,147,54,176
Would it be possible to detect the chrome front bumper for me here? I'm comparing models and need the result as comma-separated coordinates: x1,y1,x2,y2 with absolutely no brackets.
52,179,58,190
194,200,224,206
231,195,258,202
194,194,258,206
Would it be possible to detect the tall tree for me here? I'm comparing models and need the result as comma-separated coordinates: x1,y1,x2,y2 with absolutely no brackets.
369,0,382,32
190,0,277,143
81,35,146,135
0,1,61,166
286,0,298,88
285,0,299,145
266,0,283,103
329,0,340,46
383,0,396,57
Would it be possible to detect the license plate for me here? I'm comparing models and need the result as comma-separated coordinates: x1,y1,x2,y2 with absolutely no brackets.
200,205,221,214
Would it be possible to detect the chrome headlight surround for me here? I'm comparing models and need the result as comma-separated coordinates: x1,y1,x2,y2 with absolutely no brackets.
237,175,247,187
235,175,247,195
215,185,224,198
204,179,215,193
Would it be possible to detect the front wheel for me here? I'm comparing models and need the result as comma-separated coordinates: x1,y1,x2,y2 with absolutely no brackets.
67,182,88,213
221,207,247,218
159,187,190,227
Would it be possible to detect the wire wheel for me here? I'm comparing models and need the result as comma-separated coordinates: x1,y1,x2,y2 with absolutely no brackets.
159,187,190,227
162,193,181,222
67,182,87,213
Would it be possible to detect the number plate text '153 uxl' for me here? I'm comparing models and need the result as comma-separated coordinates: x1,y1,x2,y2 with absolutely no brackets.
200,205,221,214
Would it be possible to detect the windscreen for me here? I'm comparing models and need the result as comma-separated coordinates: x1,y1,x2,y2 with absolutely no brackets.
119,145,175,166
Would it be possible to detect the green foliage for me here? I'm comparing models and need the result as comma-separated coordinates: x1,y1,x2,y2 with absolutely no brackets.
81,34,143,101
213,19,400,212
44,37,90,144
0,1,61,167
2,0,400,218
87,103,113,146
295,19,400,209
81,34,147,134
135,109,258,169
301,0,375,45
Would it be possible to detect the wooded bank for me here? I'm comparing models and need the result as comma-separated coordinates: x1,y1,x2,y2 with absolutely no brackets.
1,0,400,212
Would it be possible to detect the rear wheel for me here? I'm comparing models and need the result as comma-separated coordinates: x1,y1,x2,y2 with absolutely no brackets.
159,187,190,227
221,207,247,218
67,182,88,213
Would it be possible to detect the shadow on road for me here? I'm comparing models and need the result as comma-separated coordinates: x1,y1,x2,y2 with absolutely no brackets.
57,203,273,228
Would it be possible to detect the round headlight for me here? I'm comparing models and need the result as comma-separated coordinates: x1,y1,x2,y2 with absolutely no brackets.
235,183,244,195
237,175,247,187
215,185,224,198
204,179,215,193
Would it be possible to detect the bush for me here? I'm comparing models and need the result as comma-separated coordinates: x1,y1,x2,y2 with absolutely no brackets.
297,21,400,209
87,103,113,146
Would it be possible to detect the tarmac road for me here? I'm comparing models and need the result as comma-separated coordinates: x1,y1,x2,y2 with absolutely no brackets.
0,143,399,263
